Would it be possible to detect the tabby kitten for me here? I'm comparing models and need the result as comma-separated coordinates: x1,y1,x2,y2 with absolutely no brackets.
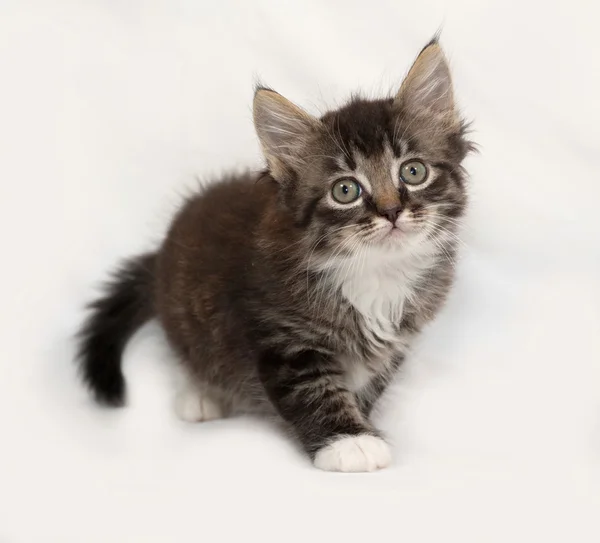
78,39,472,472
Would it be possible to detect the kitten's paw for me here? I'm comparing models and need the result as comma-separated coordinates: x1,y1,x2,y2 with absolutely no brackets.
313,435,392,473
174,388,223,423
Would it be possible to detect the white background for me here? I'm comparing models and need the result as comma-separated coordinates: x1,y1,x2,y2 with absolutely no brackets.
1,1,599,541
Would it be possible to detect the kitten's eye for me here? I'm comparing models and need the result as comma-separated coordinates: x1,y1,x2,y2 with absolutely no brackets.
331,178,362,204
400,160,428,185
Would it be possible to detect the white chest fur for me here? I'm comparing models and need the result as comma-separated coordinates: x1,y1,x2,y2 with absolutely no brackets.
331,245,428,391
340,246,422,336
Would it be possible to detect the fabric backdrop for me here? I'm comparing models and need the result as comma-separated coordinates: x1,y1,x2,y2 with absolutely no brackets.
1,1,598,541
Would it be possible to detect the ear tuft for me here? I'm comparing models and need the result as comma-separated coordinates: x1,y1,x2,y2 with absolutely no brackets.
253,89,320,181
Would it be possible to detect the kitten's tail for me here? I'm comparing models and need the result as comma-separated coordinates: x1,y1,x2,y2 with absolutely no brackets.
77,253,157,406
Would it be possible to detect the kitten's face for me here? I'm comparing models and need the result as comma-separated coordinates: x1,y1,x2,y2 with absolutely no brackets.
254,41,472,267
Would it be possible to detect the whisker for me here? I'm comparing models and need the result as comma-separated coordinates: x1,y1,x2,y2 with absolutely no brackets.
422,222,467,250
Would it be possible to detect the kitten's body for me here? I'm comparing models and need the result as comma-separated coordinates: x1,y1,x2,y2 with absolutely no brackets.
156,172,452,413
78,40,472,472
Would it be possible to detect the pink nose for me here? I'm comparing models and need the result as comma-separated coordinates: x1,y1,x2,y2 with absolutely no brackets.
378,205,402,223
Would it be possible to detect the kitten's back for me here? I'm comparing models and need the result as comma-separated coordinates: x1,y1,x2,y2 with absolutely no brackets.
153,172,279,380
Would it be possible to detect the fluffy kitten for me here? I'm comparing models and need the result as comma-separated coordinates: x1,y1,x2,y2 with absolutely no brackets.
77,39,473,472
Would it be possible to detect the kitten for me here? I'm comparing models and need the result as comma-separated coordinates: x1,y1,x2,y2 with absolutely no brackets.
77,39,473,472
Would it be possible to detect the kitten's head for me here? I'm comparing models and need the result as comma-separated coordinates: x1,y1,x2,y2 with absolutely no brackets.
253,40,473,267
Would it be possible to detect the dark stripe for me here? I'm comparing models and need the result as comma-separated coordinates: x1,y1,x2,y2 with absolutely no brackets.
279,367,343,389
431,161,453,172
296,195,321,228
344,152,356,170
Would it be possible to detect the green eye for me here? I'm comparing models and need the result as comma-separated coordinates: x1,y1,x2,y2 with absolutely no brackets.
331,178,362,204
400,160,428,185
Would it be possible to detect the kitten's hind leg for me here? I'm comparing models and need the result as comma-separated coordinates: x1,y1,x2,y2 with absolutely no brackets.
174,382,224,423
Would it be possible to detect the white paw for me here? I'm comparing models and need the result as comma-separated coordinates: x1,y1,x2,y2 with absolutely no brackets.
313,435,392,473
174,388,223,423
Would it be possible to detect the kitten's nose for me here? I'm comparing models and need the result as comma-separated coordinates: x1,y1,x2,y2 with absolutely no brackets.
378,205,402,224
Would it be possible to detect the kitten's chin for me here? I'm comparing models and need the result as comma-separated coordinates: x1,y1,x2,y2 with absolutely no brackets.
386,227,403,239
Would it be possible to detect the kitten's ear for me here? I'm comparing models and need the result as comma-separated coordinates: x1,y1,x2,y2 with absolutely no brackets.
253,88,320,181
394,40,457,122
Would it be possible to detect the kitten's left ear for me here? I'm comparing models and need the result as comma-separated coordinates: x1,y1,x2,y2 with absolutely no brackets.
253,88,320,181
394,40,457,123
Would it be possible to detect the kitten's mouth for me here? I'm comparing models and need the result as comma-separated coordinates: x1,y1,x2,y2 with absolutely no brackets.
367,221,414,244
371,224,403,242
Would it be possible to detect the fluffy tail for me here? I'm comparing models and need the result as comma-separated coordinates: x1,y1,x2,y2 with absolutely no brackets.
77,253,157,406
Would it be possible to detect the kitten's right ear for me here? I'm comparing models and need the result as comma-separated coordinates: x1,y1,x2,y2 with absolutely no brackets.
253,88,320,181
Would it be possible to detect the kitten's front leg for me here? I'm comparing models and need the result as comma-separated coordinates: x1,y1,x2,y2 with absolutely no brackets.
357,353,405,419
258,349,392,472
